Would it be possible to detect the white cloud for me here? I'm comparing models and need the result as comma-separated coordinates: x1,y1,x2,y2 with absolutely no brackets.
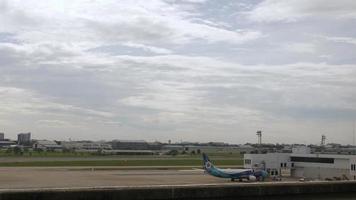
0,86,114,118
317,35,356,46
178,0,208,3
36,119,72,128
0,0,356,143
123,42,173,54
248,0,356,22
284,43,317,54
0,0,261,54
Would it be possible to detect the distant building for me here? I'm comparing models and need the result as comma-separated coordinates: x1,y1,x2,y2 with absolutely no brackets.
244,146,356,180
237,144,256,154
0,133,4,141
110,140,149,150
0,140,16,148
17,132,31,145
162,144,184,151
61,141,112,151
102,150,155,155
33,140,63,151
147,142,163,150
292,145,311,154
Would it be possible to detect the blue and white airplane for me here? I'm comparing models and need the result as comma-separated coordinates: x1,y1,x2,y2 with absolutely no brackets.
202,153,268,182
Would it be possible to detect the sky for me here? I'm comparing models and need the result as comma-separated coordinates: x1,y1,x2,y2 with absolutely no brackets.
0,0,356,144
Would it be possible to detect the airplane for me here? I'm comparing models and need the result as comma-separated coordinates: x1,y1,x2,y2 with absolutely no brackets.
202,153,268,182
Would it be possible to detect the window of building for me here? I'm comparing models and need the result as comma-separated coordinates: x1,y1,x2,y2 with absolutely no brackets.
284,163,287,167
290,156,334,164
280,163,283,167
244,159,251,165
291,163,294,167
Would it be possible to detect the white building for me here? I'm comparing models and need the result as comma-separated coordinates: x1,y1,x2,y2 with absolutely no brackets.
61,141,112,151
244,153,291,176
33,140,63,151
244,146,356,180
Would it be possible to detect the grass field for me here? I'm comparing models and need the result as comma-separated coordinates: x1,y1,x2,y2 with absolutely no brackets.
0,151,243,167
0,150,242,157
0,147,244,167
0,158,242,167
0,151,95,157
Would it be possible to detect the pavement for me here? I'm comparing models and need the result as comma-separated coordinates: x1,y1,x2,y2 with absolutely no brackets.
0,167,231,189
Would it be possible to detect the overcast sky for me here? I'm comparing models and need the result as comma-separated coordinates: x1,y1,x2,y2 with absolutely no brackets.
0,0,356,144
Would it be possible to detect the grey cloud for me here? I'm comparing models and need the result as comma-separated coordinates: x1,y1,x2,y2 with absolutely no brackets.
0,0,355,143
85,18,176,44
248,0,356,22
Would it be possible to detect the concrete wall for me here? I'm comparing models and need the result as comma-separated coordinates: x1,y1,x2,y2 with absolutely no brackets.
1,181,356,200
292,167,349,179
244,153,290,169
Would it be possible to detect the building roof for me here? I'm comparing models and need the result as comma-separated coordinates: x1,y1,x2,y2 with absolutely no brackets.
112,140,147,143
290,153,356,159
35,140,58,145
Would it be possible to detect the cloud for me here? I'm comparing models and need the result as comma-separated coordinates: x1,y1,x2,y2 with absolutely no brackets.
284,43,317,54
36,119,72,128
123,42,173,54
0,0,261,55
0,86,114,118
178,0,208,3
316,35,356,46
0,0,355,143
248,0,356,22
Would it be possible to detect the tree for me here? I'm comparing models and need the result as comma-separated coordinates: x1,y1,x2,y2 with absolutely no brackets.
5,148,12,154
96,149,103,155
13,147,22,155
166,150,178,156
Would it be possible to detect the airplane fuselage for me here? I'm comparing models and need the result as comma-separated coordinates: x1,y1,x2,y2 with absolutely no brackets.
202,153,268,181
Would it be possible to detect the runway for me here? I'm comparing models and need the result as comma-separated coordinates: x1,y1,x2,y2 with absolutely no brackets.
0,167,231,189
2,167,354,200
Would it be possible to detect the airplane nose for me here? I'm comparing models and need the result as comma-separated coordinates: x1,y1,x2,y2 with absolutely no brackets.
262,171,268,178
263,171,269,177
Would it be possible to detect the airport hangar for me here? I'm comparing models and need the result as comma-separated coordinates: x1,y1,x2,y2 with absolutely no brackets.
244,146,356,180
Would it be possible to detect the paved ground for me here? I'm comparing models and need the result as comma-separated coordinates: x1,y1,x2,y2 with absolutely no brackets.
0,156,238,162
0,167,232,189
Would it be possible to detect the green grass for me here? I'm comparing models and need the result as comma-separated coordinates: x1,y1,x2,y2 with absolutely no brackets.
0,149,244,167
0,159,243,167
0,151,94,157
0,151,242,158
0,149,243,159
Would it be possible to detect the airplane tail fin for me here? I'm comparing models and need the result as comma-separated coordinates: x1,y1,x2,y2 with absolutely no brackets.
202,153,210,163
202,153,215,171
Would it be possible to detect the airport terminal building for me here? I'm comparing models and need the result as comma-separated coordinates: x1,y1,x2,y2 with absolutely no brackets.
244,146,356,180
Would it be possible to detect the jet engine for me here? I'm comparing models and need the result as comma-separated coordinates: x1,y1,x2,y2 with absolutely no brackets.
248,175,256,181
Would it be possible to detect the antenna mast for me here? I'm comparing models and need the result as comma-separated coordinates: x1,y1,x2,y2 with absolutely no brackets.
256,130,262,145
353,120,355,146
321,135,326,146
